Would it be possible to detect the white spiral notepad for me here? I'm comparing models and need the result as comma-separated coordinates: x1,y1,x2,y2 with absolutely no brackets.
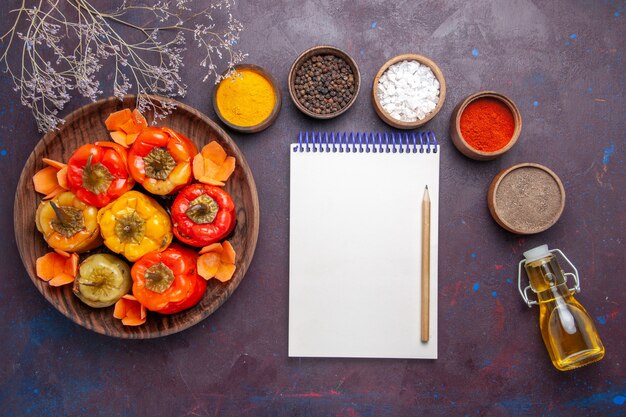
289,131,439,359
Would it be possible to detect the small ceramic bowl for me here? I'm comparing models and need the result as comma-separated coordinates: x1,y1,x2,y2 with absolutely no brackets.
450,91,522,160
213,64,281,133
372,53,446,129
488,163,565,234
288,45,361,119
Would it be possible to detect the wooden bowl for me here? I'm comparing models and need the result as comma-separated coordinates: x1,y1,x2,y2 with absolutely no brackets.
450,91,522,160
213,64,282,133
372,54,446,129
14,95,260,338
488,163,565,234
288,45,361,119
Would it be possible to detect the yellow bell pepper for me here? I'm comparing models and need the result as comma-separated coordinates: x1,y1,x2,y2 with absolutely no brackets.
97,191,173,262
35,191,102,253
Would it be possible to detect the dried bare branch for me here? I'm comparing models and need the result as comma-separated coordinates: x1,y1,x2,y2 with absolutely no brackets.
0,0,247,132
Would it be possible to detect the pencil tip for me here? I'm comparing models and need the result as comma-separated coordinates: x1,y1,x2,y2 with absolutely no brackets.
425,185,428,190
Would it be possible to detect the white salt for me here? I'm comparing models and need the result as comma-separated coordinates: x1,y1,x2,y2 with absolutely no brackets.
377,60,440,122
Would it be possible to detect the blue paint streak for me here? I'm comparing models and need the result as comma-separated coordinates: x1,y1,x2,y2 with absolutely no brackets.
33,389,39,394
471,252,476,258
473,283,480,292
570,33,577,39
472,48,479,57
371,21,377,29
497,397,533,413
565,41,570,46
602,144,615,165
433,393,439,399
28,309,73,347
506,278,512,284
596,315,608,325
492,291,497,297
615,11,620,17
566,390,624,408
0,149,6,156
533,101,539,107
613,395,626,405
587,87,593,92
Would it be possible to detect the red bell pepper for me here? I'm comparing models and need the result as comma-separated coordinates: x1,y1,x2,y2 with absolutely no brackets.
170,183,236,247
131,245,206,314
127,127,197,195
66,142,135,207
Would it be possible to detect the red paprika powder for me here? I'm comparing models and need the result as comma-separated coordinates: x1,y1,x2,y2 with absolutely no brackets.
460,98,515,152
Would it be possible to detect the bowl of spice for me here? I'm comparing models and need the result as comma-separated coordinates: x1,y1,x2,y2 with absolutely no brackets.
450,91,522,160
213,64,281,133
288,45,360,119
488,163,565,234
372,54,446,129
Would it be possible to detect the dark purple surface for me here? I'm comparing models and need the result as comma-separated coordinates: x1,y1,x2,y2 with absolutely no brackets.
1,1,624,416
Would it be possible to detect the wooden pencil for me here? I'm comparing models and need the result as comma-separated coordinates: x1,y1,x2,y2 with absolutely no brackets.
421,185,431,343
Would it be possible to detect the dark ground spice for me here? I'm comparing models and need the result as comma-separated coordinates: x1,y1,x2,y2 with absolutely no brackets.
495,166,563,233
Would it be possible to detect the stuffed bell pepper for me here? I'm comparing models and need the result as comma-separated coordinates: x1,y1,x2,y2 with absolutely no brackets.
97,190,173,262
170,183,236,247
35,191,102,253
131,245,206,314
66,142,135,207
128,127,197,195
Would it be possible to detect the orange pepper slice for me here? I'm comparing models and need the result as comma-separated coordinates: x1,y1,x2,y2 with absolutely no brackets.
42,158,66,170
36,251,79,286
105,109,132,130
192,141,236,186
113,294,147,326
197,240,237,282
33,158,68,199
105,109,148,147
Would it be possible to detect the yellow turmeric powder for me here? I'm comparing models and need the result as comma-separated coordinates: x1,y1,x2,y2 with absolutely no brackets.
215,69,276,127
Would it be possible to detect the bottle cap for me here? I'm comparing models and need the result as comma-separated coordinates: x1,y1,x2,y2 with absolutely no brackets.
523,244,550,263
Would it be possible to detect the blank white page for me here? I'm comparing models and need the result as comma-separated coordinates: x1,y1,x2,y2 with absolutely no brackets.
289,141,439,358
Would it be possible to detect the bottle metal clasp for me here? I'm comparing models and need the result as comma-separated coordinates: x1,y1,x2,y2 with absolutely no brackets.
517,248,581,307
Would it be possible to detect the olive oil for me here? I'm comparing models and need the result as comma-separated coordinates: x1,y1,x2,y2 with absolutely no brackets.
520,245,604,371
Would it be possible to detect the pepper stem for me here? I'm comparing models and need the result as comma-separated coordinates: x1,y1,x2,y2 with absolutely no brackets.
49,201,68,225
114,211,146,244
143,147,176,180
49,201,85,238
82,152,114,195
186,194,218,224
144,262,175,293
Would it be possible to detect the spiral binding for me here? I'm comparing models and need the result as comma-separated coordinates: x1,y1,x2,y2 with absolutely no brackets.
293,131,438,154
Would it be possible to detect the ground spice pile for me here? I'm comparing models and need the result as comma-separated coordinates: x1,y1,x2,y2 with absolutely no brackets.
215,68,275,127
460,97,515,152
293,55,355,115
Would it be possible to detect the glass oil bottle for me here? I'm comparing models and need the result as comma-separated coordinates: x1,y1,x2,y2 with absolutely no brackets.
518,245,604,371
